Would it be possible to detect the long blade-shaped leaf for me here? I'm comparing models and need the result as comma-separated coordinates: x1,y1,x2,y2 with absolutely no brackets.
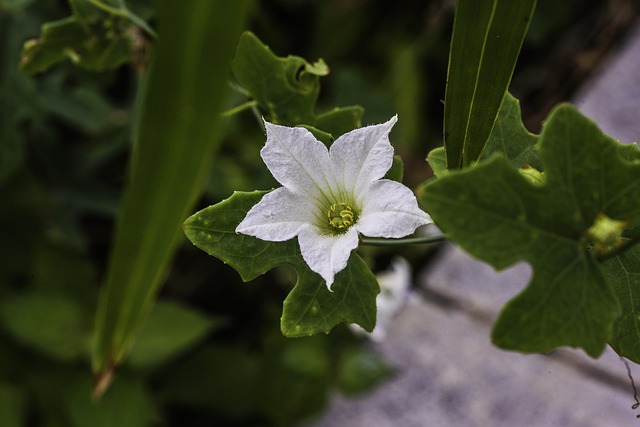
444,0,536,168
92,0,250,385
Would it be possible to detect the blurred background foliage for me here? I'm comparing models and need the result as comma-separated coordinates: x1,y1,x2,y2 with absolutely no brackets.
0,0,639,426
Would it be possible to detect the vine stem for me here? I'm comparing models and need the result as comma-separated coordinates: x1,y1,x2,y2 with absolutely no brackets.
619,356,640,418
222,100,258,117
361,234,447,247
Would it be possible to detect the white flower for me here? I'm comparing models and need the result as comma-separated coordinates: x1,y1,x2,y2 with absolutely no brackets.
236,116,432,288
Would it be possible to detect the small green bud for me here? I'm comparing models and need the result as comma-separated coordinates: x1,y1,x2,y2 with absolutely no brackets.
518,164,545,187
586,212,627,253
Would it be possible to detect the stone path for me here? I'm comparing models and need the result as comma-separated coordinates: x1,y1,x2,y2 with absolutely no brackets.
306,23,640,427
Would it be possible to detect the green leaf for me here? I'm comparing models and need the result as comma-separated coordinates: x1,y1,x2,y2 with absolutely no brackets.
0,294,90,361
19,16,134,74
70,0,156,37
444,0,536,168
430,93,540,178
618,143,640,162
183,191,379,336
231,31,324,125
603,243,640,363
384,155,404,183
427,146,446,177
315,106,364,137
301,106,365,147
421,105,640,356
92,0,251,378
184,191,296,281
18,0,155,74
128,301,223,369
300,124,334,146
481,92,541,169
68,0,108,23
281,254,378,337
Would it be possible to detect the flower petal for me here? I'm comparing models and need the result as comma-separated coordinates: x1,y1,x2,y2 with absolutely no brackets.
329,115,397,197
298,227,360,288
262,121,337,201
236,188,316,241
356,179,431,238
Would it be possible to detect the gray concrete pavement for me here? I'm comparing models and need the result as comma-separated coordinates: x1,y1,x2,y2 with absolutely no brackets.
575,23,640,144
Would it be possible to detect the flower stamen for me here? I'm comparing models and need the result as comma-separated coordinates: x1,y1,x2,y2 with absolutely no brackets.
328,203,355,231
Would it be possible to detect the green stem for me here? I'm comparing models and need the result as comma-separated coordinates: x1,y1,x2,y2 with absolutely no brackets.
221,100,258,117
361,234,447,247
250,104,265,132
227,84,264,130
229,81,251,98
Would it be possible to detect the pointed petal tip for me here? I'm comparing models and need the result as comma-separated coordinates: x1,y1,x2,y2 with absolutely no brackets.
298,229,359,293
235,217,250,235
420,211,434,225
376,114,398,131
325,280,335,292
262,117,274,132
316,268,336,291
369,114,397,131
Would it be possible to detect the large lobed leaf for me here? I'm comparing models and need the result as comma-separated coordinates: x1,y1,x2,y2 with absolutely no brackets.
231,31,325,126
481,93,541,169
421,104,640,356
603,240,640,364
230,31,363,139
183,191,379,337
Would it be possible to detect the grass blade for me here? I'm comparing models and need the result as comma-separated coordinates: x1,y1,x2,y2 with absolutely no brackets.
92,0,251,389
444,0,536,168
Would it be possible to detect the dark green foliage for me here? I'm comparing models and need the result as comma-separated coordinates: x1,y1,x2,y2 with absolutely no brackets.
2,3,394,426
422,105,640,357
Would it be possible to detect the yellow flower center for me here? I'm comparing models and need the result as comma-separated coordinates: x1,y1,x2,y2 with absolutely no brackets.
328,203,356,231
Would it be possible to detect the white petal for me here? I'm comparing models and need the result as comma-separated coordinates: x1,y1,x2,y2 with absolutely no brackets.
298,227,360,288
261,121,337,201
236,188,316,241
329,115,397,196
356,179,431,238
